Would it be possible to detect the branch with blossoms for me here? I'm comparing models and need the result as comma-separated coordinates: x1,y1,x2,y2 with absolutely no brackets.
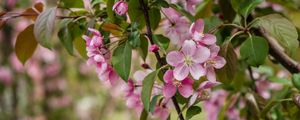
2,0,300,120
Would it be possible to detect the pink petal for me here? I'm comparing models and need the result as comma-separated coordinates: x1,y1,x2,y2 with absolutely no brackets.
206,67,216,82
213,56,226,69
189,63,206,80
178,84,194,98
199,81,220,89
174,64,190,81
202,34,216,45
192,46,210,63
188,93,198,107
166,51,184,66
162,83,177,98
163,70,174,83
108,70,119,85
189,19,204,35
209,44,220,57
182,77,194,85
182,40,196,56
88,28,100,36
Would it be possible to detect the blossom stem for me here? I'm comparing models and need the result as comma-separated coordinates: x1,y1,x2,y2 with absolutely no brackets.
138,0,185,119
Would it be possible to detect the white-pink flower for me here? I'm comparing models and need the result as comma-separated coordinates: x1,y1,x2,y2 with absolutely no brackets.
113,0,128,16
162,70,194,98
204,45,226,82
166,40,210,80
189,19,216,46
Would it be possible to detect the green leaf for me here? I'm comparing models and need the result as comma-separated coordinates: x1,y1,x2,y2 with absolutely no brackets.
34,7,56,49
169,4,194,22
141,70,157,111
138,35,149,61
195,0,213,19
149,8,161,30
128,0,145,29
151,0,169,8
255,14,299,56
240,36,269,66
140,109,148,120
58,20,74,55
218,0,236,22
231,0,263,18
186,106,202,120
106,0,115,22
292,73,300,91
59,0,84,8
112,42,132,81
153,34,170,50
149,95,160,112
128,31,141,48
74,37,87,59
15,24,38,64
217,43,237,84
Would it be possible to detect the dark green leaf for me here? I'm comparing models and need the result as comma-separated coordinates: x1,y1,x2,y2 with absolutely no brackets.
140,109,148,120
142,70,157,111
74,37,87,59
34,7,56,49
218,0,236,22
217,43,237,84
112,41,132,81
149,95,160,112
153,34,170,50
255,14,299,56
149,8,161,30
151,0,169,8
129,31,141,48
186,106,202,120
240,36,269,66
128,0,145,29
15,24,38,64
59,0,84,8
231,0,264,18
292,73,300,91
138,35,149,61
58,20,74,55
106,0,115,22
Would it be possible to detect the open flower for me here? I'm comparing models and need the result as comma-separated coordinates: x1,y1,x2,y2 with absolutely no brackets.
204,45,226,82
189,19,216,46
112,0,128,16
162,70,194,98
166,40,210,80
188,81,220,107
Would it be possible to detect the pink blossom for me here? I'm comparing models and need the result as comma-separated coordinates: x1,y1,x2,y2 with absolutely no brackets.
188,81,220,106
185,0,203,14
149,44,160,52
161,8,190,45
204,45,226,82
113,0,128,16
162,70,194,98
189,19,216,46
0,67,12,85
152,105,170,120
166,40,210,80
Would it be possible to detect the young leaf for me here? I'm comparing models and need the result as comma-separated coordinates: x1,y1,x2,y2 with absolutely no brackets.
231,0,264,18
112,41,132,81
15,24,38,65
186,106,202,120
255,14,299,56
240,36,269,66
292,73,300,91
153,34,170,50
34,7,56,49
22,2,44,21
59,0,84,8
141,70,157,111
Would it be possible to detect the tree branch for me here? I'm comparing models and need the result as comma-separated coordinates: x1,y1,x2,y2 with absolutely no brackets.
259,29,300,73
138,0,185,119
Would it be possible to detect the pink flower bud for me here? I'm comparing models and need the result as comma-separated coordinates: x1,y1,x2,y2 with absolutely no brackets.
149,44,160,52
112,1,128,16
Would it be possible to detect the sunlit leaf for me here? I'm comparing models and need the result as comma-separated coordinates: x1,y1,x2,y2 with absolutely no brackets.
142,70,157,111
231,0,264,18
112,41,132,81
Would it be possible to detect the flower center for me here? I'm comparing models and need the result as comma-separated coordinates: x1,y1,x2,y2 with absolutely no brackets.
184,56,193,66
206,60,216,65
173,80,182,87
197,90,210,101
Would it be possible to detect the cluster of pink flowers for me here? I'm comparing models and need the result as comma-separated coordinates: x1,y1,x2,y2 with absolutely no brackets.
82,28,120,84
164,19,226,104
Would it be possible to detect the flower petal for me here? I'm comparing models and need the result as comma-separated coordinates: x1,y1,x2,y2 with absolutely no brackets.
188,93,198,107
190,63,206,80
162,83,177,98
202,34,216,45
166,51,184,66
199,81,220,90
192,46,210,63
174,64,190,81
189,19,204,35
88,28,100,36
182,40,196,56
178,83,194,98
209,44,220,57
163,70,174,83
206,67,216,82
213,56,226,69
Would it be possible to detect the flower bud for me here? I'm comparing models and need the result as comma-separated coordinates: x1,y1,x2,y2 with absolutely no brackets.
149,44,160,52
112,1,128,16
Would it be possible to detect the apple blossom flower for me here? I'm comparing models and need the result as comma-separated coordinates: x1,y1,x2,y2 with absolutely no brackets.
189,19,216,46
204,45,226,82
0,67,12,85
152,105,170,120
112,0,128,16
149,44,160,52
162,70,194,98
185,0,203,14
166,40,210,80
188,81,220,107
161,8,190,46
